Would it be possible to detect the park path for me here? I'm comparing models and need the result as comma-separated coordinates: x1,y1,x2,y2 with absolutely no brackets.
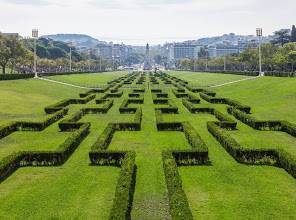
36,77,97,89
36,74,262,90
209,75,262,88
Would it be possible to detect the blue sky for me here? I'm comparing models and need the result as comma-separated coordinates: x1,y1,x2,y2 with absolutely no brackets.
0,0,295,45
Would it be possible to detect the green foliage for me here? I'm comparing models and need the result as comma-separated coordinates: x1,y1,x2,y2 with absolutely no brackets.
291,25,296,42
0,73,34,80
162,151,193,220
108,152,136,220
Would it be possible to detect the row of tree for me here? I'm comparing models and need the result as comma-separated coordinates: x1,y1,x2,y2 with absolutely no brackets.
177,43,296,72
0,34,118,74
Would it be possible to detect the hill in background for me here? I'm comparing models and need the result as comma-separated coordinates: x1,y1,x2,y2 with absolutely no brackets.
43,34,106,50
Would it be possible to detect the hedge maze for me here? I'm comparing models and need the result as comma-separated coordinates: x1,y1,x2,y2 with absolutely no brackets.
0,71,295,219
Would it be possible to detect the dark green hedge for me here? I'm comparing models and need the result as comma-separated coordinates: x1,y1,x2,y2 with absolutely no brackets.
162,151,193,220
79,86,111,98
172,89,188,98
172,150,209,166
0,123,90,182
207,121,296,178
182,100,237,129
0,74,34,81
119,99,144,114
109,151,136,220
182,122,208,152
0,109,67,138
228,107,295,136
91,123,116,151
187,94,200,104
200,93,251,113
59,100,113,131
44,94,96,114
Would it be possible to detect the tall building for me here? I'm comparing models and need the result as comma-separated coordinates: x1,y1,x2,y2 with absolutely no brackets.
96,43,113,60
170,43,201,60
143,43,152,70
208,45,239,58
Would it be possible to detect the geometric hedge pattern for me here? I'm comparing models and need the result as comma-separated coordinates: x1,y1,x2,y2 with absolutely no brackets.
0,72,295,219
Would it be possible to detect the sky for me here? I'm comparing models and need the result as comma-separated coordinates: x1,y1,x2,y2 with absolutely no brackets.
0,0,295,45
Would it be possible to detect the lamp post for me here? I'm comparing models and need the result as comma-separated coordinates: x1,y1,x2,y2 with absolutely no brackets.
256,28,263,76
32,29,38,78
223,55,226,71
68,42,72,72
205,49,208,71
88,49,91,72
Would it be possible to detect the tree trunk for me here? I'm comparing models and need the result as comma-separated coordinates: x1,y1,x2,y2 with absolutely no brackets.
1,65,5,74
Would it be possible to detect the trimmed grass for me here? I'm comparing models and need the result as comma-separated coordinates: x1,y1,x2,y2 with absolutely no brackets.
47,71,128,87
0,78,84,124
0,71,295,218
168,71,250,87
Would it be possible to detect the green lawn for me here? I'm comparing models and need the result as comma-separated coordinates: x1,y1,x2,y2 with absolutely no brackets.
47,71,128,87
168,71,250,87
0,71,295,219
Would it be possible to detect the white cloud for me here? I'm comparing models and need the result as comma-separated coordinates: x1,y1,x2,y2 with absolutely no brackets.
0,0,295,45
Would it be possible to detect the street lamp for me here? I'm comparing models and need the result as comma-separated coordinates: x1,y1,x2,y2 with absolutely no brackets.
68,42,73,72
256,28,263,76
224,55,226,71
32,29,38,78
88,49,91,72
205,49,208,71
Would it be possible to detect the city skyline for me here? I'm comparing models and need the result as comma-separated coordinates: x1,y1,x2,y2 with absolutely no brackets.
0,0,295,45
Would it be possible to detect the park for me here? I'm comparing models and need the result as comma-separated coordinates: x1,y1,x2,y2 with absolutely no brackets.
0,70,295,219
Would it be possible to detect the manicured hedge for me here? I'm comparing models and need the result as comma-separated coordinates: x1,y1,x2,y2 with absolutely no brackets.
207,121,296,177
91,123,116,151
200,93,251,113
58,100,113,131
0,122,18,139
155,110,182,131
89,150,136,220
119,99,144,114
44,94,96,114
187,94,200,104
151,89,162,93
79,86,111,98
0,109,67,138
162,151,193,220
109,151,136,220
228,107,296,136
172,89,188,98
200,92,227,104
116,108,142,131
178,70,259,76
172,150,209,166
0,123,90,182
182,100,237,129
155,100,178,114
182,122,208,152
0,73,34,81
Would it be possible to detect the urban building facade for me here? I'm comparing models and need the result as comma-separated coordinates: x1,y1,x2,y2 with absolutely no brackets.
169,43,201,60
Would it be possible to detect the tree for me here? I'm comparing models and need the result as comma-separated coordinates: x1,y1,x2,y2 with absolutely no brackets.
7,37,27,73
0,35,11,74
239,47,258,71
47,47,66,59
271,29,291,46
291,25,296,42
288,51,296,71
0,35,26,74
261,43,278,71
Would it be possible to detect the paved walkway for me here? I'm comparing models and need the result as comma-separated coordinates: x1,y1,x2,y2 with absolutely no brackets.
209,75,262,88
37,75,262,90
36,77,98,89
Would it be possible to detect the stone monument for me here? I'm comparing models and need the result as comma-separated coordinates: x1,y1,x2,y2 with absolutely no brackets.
143,43,152,70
